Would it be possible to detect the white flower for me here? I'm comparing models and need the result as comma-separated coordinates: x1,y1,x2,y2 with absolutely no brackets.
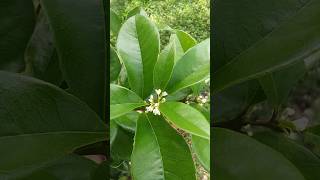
153,108,161,115
161,91,168,96
148,95,154,103
146,106,154,112
155,89,162,95
161,98,166,103
154,103,159,107
201,98,207,104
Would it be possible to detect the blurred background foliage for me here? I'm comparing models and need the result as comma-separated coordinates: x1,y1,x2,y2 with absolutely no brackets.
110,0,210,46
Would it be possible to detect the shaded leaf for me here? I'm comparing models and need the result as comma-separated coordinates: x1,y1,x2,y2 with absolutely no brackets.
0,0,35,72
212,128,305,180
41,0,107,119
0,71,106,172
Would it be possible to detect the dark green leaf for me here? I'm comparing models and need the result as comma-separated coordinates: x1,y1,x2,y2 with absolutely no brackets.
0,71,106,172
111,125,133,161
41,0,107,119
4,155,98,180
213,128,305,180
212,0,320,93
0,0,35,72
253,130,320,180
24,9,62,86
259,61,306,107
131,114,196,180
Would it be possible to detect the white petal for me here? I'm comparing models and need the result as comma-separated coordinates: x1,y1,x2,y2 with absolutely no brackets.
155,89,162,95
153,108,161,115
162,91,168,96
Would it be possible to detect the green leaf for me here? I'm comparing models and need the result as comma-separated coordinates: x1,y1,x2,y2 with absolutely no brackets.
212,0,320,93
110,46,121,82
213,81,265,123
24,9,62,86
259,61,306,107
111,125,134,161
114,111,139,132
127,7,148,18
110,84,145,119
4,155,98,180
117,14,160,98
160,102,210,139
41,0,107,119
191,135,209,171
213,128,305,180
253,130,320,180
167,39,210,94
190,103,210,122
169,30,197,63
153,42,175,90
174,30,197,53
0,0,35,72
110,9,122,36
0,71,106,172
131,114,196,180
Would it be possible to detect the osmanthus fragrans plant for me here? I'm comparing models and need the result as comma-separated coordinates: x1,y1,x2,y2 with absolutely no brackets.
212,0,320,179
110,10,210,179
0,0,108,179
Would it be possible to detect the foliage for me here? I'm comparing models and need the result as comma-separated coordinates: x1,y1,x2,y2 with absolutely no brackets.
0,0,107,179
110,11,210,179
213,0,320,179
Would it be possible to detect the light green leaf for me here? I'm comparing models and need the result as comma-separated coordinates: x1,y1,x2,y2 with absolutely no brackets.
0,0,35,72
213,128,305,180
131,114,196,180
110,84,145,119
167,39,210,94
110,9,121,36
153,42,175,90
117,14,160,98
192,135,209,171
0,71,106,172
160,102,210,139
41,0,107,120
170,30,197,62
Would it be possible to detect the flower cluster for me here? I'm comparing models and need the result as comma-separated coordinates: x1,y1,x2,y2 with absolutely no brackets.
145,89,168,115
196,95,209,106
